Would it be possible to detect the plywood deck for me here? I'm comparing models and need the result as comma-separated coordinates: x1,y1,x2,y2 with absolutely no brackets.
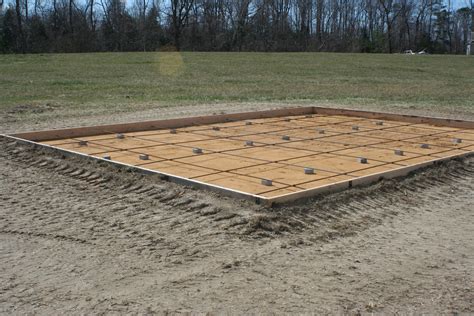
8,107,474,204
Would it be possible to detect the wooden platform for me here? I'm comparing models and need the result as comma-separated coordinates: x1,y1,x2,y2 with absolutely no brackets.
6,107,474,205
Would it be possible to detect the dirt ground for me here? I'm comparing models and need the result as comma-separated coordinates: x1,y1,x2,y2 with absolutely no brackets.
1,103,473,314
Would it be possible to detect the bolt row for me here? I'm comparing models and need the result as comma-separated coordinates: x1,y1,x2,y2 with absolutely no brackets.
74,128,465,187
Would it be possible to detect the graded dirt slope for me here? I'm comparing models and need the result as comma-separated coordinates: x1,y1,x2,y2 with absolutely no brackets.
1,104,473,314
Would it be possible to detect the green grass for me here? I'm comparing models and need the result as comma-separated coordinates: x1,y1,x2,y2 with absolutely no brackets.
0,52,473,113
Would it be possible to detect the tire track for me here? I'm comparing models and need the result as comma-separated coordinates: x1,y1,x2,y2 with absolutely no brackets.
0,137,256,262
260,156,474,241
1,135,473,247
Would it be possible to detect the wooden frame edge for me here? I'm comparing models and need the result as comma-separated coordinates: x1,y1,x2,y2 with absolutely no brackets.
3,133,473,206
10,107,315,141
9,106,474,142
266,151,474,204
312,106,474,129
1,134,269,205
4,105,474,206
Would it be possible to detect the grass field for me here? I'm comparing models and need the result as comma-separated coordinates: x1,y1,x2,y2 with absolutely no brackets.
0,52,473,113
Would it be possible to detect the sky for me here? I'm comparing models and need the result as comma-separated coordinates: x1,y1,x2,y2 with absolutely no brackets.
453,0,472,8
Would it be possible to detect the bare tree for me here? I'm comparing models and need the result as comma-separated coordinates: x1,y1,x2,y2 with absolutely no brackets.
294,0,312,49
469,0,473,54
15,0,26,52
378,0,402,52
229,0,251,51
316,0,324,45
170,0,194,50
101,0,129,50
133,0,149,50
69,0,73,31
90,0,95,31
397,0,415,50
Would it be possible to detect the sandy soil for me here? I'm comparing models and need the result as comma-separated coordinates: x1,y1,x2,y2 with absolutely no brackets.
0,103,473,314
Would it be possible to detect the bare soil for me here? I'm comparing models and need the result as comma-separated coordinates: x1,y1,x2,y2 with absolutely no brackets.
1,104,473,314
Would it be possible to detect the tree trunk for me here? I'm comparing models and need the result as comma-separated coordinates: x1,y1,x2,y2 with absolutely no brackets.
90,0,94,31
69,0,74,32
24,0,28,20
469,0,474,55
316,0,324,45
15,0,25,53
387,16,393,53
142,0,146,51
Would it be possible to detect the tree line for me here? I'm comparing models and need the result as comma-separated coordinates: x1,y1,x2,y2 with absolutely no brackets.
0,0,473,54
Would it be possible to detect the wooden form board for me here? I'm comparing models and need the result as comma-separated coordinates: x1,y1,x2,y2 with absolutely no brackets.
6,106,474,205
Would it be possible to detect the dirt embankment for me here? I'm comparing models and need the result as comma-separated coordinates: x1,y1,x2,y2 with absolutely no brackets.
1,104,473,313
